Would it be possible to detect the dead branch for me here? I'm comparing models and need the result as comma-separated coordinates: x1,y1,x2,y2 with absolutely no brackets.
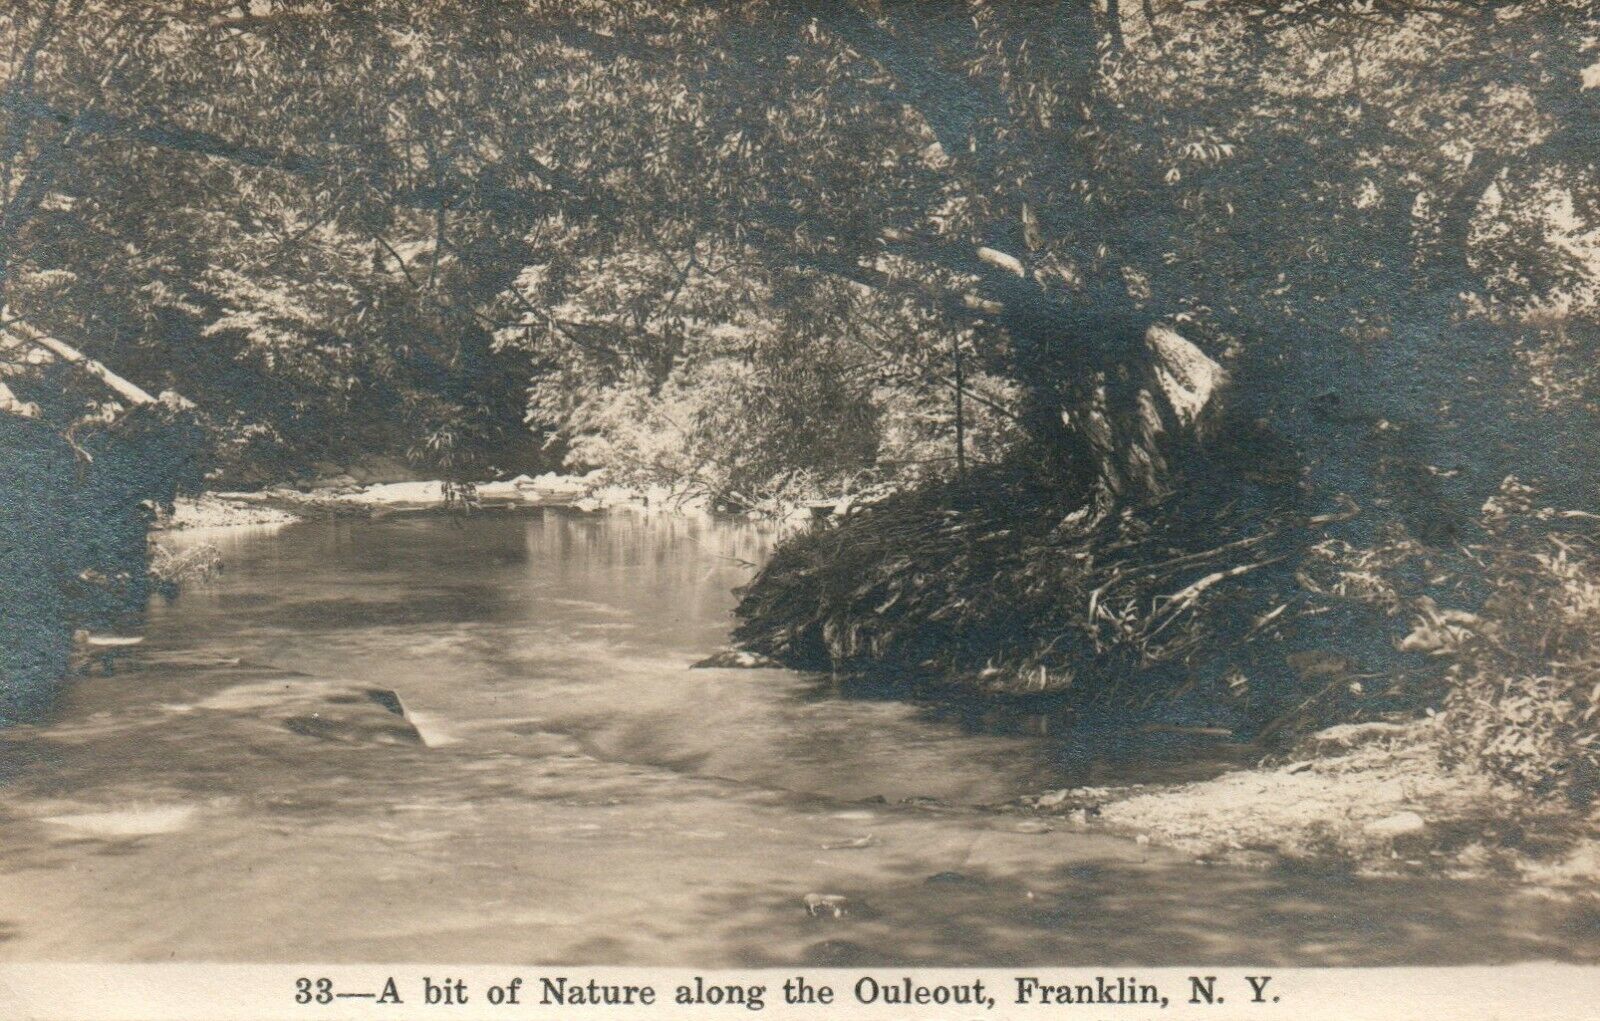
2,311,157,406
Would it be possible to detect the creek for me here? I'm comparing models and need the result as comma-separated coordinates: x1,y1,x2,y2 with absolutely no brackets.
0,510,1591,964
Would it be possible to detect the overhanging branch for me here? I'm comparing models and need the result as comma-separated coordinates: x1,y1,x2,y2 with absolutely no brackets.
3,308,162,407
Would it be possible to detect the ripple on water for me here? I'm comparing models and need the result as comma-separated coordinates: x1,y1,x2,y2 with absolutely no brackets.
41,804,197,838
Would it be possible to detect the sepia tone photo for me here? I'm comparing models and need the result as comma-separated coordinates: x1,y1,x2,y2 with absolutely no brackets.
1,0,1599,998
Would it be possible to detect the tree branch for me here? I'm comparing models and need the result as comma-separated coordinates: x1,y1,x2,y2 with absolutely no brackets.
2,308,157,406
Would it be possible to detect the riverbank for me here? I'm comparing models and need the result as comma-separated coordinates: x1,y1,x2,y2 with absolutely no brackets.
153,468,841,533
1002,717,1600,896
731,455,1600,895
155,470,638,531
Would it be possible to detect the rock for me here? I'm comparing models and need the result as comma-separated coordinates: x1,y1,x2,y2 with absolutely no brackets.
924,871,981,886
803,893,855,919
1035,788,1072,809
1012,819,1054,834
322,687,404,713
283,714,422,746
367,687,406,716
1364,811,1427,838
281,687,422,746
347,481,445,510
691,648,782,669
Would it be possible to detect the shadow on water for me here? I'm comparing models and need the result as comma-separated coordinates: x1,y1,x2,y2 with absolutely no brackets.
808,673,1250,789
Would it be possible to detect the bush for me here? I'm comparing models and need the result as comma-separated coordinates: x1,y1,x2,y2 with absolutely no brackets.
732,436,1445,735
0,400,203,722
1440,481,1600,811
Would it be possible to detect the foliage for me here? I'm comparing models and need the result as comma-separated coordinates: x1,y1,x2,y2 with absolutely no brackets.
733,438,1428,735
2,1,1595,500
0,397,202,723
1440,481,1600,811
520,265,1022,504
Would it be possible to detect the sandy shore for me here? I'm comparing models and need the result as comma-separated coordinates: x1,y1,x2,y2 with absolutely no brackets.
155,471,638,531
1011,718,1600,895
160,493,303,530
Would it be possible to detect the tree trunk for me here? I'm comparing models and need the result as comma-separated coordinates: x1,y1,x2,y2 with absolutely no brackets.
951,332,966,476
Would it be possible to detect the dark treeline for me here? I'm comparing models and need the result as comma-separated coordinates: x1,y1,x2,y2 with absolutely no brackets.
1,1,1598,805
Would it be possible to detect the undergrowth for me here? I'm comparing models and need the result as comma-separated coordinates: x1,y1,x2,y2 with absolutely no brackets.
736,453,1600,770
1439,479,1600,815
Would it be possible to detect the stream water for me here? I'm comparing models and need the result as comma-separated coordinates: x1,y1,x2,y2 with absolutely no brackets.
0,510,1593,965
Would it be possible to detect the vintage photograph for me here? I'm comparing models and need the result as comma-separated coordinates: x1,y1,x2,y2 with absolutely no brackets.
1,0,1599,981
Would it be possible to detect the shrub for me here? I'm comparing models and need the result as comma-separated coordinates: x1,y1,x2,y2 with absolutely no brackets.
732,440,1432,734
1440,480,1600,812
